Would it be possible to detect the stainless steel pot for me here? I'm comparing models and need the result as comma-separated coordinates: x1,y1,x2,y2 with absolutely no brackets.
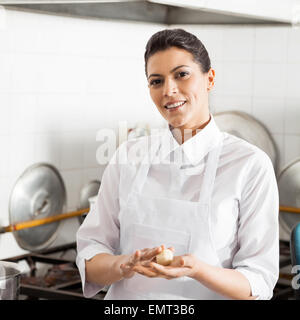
0,261,21,300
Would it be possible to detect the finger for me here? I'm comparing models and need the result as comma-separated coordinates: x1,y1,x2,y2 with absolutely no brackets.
140,261,173,279
120,263,133,272
167,246,175,253
141,245,162,253
133,265,158,278
166,256,184,268
180,257,185,266
129,250,140,265
140,262,180,280
141,246,162,260
149,262,171,275
120,264,133,277
134,250,141,260
141,260,158,268
149,262,184,278
180,255,194,268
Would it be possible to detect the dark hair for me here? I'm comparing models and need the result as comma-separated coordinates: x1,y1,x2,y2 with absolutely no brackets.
144,28,211,76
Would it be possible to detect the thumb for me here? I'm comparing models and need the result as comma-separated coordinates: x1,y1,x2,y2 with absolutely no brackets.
180,255,194,268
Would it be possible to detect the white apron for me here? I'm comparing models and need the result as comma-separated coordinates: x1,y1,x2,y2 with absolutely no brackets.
105,135,226,300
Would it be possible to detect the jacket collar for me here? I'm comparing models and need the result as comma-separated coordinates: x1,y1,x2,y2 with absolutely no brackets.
159,114,222,166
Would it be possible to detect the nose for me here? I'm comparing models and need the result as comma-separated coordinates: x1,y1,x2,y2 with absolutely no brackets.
163,78,178,97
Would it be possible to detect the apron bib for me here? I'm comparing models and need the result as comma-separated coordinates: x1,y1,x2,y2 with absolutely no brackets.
106,135,225,300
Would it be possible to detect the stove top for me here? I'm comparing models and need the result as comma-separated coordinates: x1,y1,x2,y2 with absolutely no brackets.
5,242,105,300
4,240,296,300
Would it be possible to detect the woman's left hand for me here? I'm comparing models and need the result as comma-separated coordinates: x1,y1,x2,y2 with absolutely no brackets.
132,251,199,280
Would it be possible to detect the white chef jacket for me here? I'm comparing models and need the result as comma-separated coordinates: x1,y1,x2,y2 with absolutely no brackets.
76,114,279,300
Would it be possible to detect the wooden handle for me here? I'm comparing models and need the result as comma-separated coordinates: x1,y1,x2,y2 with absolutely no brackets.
0,208,89,234
280,205,300,214
0,205,299,235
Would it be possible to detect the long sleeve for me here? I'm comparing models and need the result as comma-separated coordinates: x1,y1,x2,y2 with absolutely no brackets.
76,143,125,298
232,150,279,300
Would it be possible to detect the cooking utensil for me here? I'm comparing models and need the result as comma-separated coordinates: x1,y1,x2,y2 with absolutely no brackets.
0,208,89,234
278,158,300,235
9,163,66,252
213,111,278,172
77,180,101,224
0,261,21,300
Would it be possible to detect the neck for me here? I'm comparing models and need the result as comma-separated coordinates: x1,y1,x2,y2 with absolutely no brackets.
172,114,211,144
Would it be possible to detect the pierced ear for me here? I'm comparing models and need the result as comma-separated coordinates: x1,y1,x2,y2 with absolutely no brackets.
207,68,215,91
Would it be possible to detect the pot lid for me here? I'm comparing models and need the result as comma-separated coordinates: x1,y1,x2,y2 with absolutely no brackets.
77,180,101,224
278,158,300,235
213,111,278,171
78,180,101,210
9,163,66,252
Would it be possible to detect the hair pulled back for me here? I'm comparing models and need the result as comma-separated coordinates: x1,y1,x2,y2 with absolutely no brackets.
144,28,211,76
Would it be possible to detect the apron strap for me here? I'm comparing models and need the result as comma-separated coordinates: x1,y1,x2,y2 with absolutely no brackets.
130,137,162,194
198,136,223,203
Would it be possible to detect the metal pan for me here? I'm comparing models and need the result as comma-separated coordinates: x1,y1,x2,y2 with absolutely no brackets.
213,111,278,172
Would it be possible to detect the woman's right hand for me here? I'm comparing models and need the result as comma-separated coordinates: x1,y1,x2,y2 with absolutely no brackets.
119,246,165,279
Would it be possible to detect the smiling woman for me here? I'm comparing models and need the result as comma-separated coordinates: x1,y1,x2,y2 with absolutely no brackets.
145,29,214,140
146,47,214,140
76,28,279,301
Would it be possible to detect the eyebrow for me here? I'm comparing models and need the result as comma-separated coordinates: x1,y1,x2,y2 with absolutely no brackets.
148,65,190,79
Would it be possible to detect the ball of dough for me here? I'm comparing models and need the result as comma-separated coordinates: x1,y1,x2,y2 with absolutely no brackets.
156,249,174,266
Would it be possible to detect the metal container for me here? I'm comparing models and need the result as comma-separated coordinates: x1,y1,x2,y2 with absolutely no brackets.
278,157,300,236
214,111,278,173
0,261,21,300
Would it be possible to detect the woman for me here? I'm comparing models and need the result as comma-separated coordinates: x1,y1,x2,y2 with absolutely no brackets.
76,29,279,300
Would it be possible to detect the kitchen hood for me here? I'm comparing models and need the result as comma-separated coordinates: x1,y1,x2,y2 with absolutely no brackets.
1,0,300,25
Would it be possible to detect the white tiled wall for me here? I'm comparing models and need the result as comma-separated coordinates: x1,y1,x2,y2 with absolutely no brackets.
0,9,163,258
0,8,300,258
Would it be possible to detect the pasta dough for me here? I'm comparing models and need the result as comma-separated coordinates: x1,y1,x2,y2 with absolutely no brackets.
156,249,174,266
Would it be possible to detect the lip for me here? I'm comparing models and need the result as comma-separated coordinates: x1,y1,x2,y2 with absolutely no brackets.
164,100,186,107
164,100,186,112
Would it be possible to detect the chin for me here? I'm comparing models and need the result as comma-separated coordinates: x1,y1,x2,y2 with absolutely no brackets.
168,119,186,129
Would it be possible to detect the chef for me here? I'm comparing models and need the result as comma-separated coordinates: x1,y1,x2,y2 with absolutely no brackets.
76,28,279,300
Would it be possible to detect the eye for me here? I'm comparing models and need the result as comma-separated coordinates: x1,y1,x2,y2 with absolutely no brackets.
176,71,189,78
149,78,162,87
